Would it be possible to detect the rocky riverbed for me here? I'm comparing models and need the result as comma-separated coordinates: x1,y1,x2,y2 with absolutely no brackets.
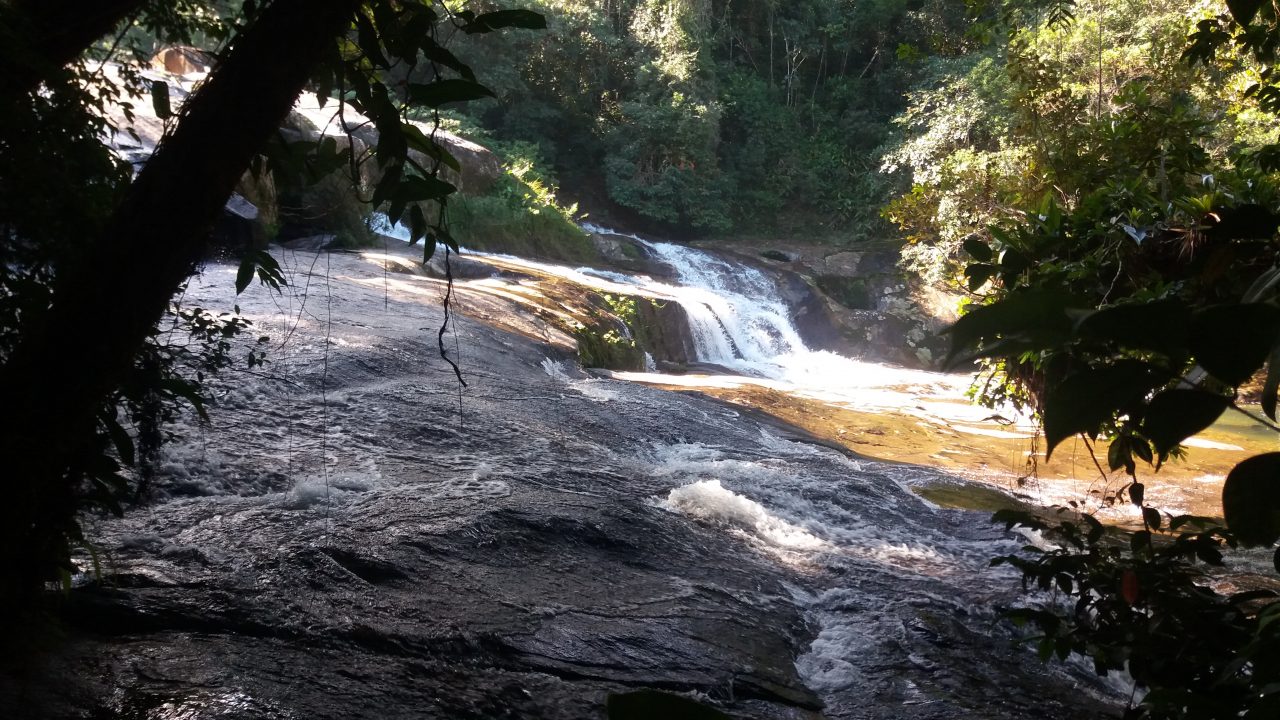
2,246,1122,719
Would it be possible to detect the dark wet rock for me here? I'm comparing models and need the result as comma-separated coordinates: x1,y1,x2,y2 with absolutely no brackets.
1,246,1120,720
278,234,339,252
589,233,671,277
210,193,265,252
634,299,697,367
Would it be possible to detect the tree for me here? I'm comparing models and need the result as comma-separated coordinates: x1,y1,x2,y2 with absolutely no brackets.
938,2,1280,716
0,0,542,611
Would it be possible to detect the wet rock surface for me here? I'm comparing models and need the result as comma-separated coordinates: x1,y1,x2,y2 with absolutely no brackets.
3,247,1120,719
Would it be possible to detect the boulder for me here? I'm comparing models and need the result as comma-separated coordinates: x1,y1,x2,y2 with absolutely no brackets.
209,193,265,252
289,92,502,196
633,299,698,367
150,46,214,76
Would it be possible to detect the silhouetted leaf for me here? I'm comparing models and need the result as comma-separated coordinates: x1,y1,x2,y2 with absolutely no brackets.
1108,436,1133,473
1074,299,1190,358
963,236,993,261
150,80,172,119
1189,304,1280,386
1143,507,1162,531
1263,344,1280,420
1222,453,1280,546
1130,482,1145,507
944,290,1077,367
461,9,547,34
235,256,255,294
1227,0,1265,26
1141,389,1231,458
606,690,730,720
965,263,996,292
1043,361,1171,458
407,79,495,107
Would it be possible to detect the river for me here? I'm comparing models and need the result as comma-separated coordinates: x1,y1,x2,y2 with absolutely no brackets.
4,232,1132,718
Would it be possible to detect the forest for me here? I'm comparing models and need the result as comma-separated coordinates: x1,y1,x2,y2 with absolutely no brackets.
4,0,1280,718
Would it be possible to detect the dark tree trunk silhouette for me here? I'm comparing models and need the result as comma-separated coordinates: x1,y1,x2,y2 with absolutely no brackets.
0,0,360,608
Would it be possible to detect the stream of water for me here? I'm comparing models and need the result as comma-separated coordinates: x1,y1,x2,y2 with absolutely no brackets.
345,218,1135,715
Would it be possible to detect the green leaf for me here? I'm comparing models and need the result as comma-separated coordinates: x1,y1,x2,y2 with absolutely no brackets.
606,690,730,720
1223,453,1280,546
1043,361,1171,459
461,9,547,34
1190,304,1280,386
402,123,462,171
963,236,993,261
1140,389,1231,459
419,37,476,81
406,79,495,107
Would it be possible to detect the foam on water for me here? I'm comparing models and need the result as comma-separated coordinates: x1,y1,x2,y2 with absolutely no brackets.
659,479,830,551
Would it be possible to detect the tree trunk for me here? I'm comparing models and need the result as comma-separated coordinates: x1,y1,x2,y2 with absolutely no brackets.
0,0,360,609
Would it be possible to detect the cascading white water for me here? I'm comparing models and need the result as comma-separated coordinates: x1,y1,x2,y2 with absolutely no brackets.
636,239,808,366
371,214,975,413
579,222,809,370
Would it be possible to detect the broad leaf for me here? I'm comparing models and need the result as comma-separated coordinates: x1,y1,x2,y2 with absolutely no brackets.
965,263,996,292
1227,0,1265,27
150,80,172,119
943,289,1077,368
1189,303,1280,386
963,236,993,261
235,256,256,294
1042,361,1171,459
1141,389,1231,459
1262,343,1280,420
1074,299,1190,359
407,79,495,107
461,9,547,34
1222,453,1280,546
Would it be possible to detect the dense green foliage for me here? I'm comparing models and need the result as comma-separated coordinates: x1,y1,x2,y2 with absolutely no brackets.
437,0,980,237
444,139,598,261
927,1,1280,716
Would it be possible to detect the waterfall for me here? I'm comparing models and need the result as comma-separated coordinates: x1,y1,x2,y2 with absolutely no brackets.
636,239,808,366
579,222,808,371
